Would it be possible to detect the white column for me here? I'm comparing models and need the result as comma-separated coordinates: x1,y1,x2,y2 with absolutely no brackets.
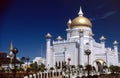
89,34,93,65
113,41,119,65
46,38,51,68
79,30,84,66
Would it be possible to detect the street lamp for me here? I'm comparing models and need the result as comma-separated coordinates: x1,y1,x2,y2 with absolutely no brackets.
12,48,18,78
68,58,71,78
85,49,91,76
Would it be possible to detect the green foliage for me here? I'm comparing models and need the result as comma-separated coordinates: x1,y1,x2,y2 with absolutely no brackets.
85,64,92,71
30,62,39,72
71,65,75,68
77,65,83,69
109,65,120,73
103,65,108,69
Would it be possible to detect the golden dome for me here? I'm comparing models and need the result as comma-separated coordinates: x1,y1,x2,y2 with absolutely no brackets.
70,6,92,29
70,16,92,28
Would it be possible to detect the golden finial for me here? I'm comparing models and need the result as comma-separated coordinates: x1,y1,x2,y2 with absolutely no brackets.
100,36,106,41
46,33,52,38
56,36,62,41
67,19,72,27
89,32,94,37
113,40,118,45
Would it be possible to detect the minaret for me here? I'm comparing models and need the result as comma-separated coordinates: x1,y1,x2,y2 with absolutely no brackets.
67,19,72,28
79,29,84,66
46,33,52,68
9,41,13,61
113,40,118,52
113,40,119,65
9,41,13,69
66,19,71,40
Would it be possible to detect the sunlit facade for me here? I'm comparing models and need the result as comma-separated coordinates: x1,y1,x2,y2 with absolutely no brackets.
45,7,120,72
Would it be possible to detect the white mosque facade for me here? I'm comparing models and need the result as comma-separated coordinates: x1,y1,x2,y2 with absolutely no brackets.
45,7,120,71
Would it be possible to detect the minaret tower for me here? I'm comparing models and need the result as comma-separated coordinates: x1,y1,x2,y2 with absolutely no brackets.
46,33,52,68
9,41,13,69
9,41,13,61
113,40,119,65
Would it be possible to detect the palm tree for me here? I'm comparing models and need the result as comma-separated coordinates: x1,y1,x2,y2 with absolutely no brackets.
77,65,83,74
39,63,45,72
20,57,26,70
71,65,75,75
26,57,30,69
20,57,26,63
85,64,92,76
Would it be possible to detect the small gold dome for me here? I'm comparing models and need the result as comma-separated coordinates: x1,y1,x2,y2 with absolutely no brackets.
70,16,92,28
57,36,62,41
46,33,52,38
100,36,106,41
113,40,118,45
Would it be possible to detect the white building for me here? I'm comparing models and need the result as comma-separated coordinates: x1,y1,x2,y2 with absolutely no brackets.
33,57,46,65
45,7,120,72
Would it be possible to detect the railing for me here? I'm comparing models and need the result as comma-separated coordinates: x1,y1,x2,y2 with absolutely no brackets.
24,71,62,78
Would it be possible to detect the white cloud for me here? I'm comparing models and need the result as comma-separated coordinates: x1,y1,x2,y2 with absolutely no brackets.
100,10,117,19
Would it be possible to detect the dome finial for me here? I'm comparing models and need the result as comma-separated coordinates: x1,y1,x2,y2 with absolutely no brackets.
67,19,72,27
78,6,83,16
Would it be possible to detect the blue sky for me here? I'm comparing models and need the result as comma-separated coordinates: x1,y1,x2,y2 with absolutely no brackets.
0,0,120,61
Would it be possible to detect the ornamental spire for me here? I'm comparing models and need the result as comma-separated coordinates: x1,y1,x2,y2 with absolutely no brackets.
10,41,13,51
46,33,52,39
113,40,118,45
67,19,71,27
78,6,83,16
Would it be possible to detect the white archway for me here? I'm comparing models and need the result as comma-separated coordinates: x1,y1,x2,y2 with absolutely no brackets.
93,59,106,73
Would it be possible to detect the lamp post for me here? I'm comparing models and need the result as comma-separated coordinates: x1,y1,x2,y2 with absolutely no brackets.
68,58,71,78
85,49,91,76
12,48,18,78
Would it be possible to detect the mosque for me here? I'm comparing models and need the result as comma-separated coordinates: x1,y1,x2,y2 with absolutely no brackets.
45,7,120,71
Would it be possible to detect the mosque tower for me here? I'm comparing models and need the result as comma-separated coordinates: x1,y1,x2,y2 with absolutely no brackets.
46,33,52,68
9,41,13,69
9,41,13,61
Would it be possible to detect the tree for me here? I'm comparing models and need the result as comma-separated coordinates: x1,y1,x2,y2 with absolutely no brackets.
77,65,83,74
71,65,75,75
85,65,92,70
39,63,45,72
20,57,26,63
109,65,120,74
30,62,38,72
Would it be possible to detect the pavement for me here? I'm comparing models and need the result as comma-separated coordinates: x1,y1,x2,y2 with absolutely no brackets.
53,75,62,78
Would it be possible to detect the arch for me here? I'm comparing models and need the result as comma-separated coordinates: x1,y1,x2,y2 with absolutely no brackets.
93,59,106,73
